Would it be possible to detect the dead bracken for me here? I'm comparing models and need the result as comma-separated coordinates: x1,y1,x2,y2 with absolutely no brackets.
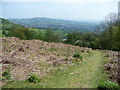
104,51,119,84
1,37,90,81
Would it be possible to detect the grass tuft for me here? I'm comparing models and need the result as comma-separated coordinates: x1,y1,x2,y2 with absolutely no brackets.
97,80,120,90
27,74,41,83
48,47,57,51
73,53,82,59
2,67,11,80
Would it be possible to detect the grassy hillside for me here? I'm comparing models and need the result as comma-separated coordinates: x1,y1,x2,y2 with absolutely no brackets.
1,37,119,88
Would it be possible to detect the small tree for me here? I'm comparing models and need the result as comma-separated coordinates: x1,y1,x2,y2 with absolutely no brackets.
24,29,38,40
9,25,27,39
100,12,119,50
44,29,61,43
36,30,43,40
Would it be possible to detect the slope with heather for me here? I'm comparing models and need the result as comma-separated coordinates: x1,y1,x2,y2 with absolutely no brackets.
0,37,119,88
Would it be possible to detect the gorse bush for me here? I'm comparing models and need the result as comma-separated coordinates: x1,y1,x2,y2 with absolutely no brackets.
97,80,119,90
73,53,82,59
2,68,11,80
27,74,41,83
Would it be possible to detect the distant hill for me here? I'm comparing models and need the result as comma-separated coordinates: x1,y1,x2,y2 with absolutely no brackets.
0,18,13,30
9,17,100,33
0,18,23,30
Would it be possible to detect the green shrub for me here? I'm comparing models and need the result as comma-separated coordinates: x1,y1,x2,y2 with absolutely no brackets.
49,47,57,51
2,68,11,80
65,57,68,61
27,74,41,83
81,50,84,52
87,51,89,53
72,59,79,64
44,30,61,43
73,53,82,59
97,80,119,90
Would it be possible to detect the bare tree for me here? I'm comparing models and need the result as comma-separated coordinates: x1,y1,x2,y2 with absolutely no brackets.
104,12,117,34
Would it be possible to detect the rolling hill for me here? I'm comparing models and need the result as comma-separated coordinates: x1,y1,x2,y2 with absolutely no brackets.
9,17,100,33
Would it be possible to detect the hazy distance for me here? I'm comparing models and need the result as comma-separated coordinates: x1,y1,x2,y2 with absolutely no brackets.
1,0,118,21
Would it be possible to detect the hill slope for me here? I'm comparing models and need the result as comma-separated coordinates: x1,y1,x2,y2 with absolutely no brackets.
0,18,13,31
0,18,23,31
0,37,119,88
9,17,99,33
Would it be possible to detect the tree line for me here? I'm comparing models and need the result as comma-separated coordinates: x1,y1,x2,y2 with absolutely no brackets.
2,25,62,43
65,13,120,51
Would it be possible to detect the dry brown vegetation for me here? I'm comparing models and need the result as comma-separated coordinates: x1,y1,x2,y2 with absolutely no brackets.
104,51,119,84
0,37,90,81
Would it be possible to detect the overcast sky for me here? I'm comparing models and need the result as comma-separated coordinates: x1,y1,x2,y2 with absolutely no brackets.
1,0,119,20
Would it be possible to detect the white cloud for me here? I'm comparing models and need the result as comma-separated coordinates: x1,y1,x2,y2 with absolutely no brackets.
1,0,119,3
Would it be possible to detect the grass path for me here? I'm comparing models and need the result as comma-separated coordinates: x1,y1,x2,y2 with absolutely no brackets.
42,50,108,88
3,50,108,88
